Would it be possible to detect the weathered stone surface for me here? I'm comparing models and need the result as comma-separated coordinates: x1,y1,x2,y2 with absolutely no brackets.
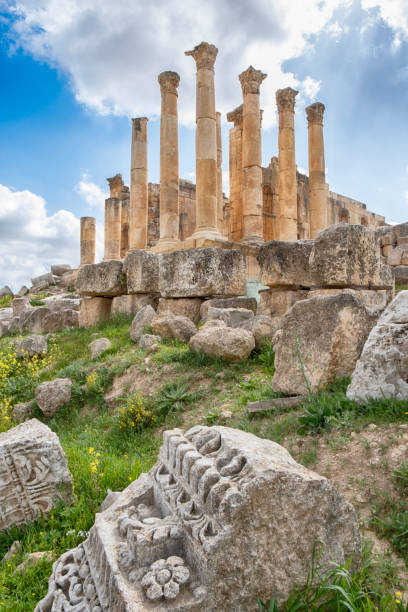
79,297,112,328
309,224,392,289
35,378,72,417
388,246,403,266
139,334,162,350
0,308,13,321
15,551,53,574
43,295,81,312
272,293,380,395
189,325,255,362
307,288,391,311
347,291,408,403
0,419,72,531
16,285,29,297
257,240,313,288
124,250,159,294
2,540,22,562
89,338,111,360
41,309,79,333
51,264,71,276
157,298,203,324
36,426,360,611
12,297,31,317
152,314,197,344
129,305,156,343
200,297,257,321
112,294,158,316
159,248,246,298
77,260,126,297
14,335,47,358
20,308,49,333
60,269,78,289
0,286,13,298
12,400,35,423
206,306,254,328
31,273,55,288
394,266,408,284
257,289,310,317
242,314,278,349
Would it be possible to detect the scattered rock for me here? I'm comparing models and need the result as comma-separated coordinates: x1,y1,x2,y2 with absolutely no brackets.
76,260,127,297
242,314,278,349
12,400,35,423
12,297,31,317
220,409,232,419
189,325,255,361
129,305,156,343
89,337,111,360
35,378,72,417
206,306,254,328
14,551,53,575
51,264,71,276
151,314,197,343
60,269,78,289
14,335,47,358
0,308,13,321
0,286,14,298
31,272,55,288
139,334,162,350
2,540,22,562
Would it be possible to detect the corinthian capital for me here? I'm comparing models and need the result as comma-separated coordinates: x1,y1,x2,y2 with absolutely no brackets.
239,66,267,95
158,71,180,95
275,87,298,112
226,104,243,127
306,102,325,125
185,42,218,70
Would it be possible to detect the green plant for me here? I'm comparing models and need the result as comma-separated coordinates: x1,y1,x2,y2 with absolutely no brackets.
117,393,156,432
154,380,199,419
0,295,12,309
371,498,408,563
298,402,333,434
393,462,408,491
204,410,219,425
254,339,275,373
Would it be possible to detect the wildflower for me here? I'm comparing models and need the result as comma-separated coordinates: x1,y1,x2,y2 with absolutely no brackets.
396,599,400,604
88,447,94,454
397,592,402,597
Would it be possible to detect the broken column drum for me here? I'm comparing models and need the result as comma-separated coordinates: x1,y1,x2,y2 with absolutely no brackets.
129,117,148,250
80,216,95,266
307,102,327,238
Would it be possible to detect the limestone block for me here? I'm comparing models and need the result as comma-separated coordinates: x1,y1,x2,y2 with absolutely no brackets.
41,309,79,333
401,250,408,266
375,225,393,246
12,400,35,423
157,298,203,324
307,288,390,311
309,224,393,289
129,305,156,343
31,273,56,288
257,240,314,288
0,307,13,321
151,314,197,344
241,314,279,349
139,334,162,350
12,297,31,317
0,286,13,298
14,335,47,358
398,236,408,247
388,246,403,267
382,244,392,257
36,425,360,610
258,289,309,317
60,269,78,289
51,264,71,277
79,297,112,328
76,261,127,297
89,338,111,360
124,250,159,294
43,296,81,312
394,266,408,284
159,248,246,298
200,297,257,321
347,291,408,402
272,293,380,395
20,308,49,333
393,221,408,242
206,306,254,328
189,325,255,362
35,378,72,417
111,294,158,316
0,419,72,531
16,285,29,297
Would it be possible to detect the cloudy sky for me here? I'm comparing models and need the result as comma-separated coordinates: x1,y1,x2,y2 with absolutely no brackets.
1,0,408,290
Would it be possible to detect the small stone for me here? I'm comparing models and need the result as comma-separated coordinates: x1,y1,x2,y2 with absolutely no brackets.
14,551,53,574
2,541,22,562
14,335,47,358
88,338,111,360
220,410,232,420
166,556,184,567
138,334,161,349
35,378,72,417
129,305,156,343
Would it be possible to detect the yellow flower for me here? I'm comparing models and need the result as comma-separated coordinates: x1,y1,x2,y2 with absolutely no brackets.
88,447,94,454
396,592,402,597
396,599,400,604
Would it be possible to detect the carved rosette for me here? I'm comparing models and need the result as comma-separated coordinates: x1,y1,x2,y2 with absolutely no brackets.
185,41,218,70
141,556,190,601
239,66,267,95
306,102,325,125
226,104,243,128
275,87,298,112
158,70,180,96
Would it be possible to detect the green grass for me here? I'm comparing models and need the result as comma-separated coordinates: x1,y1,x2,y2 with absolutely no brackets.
0,296,12,309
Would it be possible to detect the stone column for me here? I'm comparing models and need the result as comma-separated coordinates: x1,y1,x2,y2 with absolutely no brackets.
227,105,243,242
276,87,298,240
107,173,124,199
80,217,95,266
157,71,180,247
239,66,267,244
103,197,121,260
129,117,148,250
185,42,223,240
120,199,129,258
306,102,327,238
216,111,224,234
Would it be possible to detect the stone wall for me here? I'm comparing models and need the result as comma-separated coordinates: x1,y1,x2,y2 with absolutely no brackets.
377,222,408,285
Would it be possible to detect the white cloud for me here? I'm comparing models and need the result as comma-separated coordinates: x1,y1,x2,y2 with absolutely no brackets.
77,172,107,209
362,0,408,47
7,0,351,129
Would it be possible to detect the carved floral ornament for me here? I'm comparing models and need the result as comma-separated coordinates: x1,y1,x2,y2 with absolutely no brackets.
158,70,180,95
185,41,218,70
275,87,299,111
239,66,267,95
306,102,325,125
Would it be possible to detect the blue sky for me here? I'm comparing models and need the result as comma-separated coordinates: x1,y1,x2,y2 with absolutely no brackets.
0,0,408,289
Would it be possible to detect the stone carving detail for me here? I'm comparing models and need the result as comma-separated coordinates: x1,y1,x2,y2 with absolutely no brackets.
158,71,180,95
36,426,361,610
185,42,218,70
226,104,243,127
276,86,298,111
239,66,267,94
306,101,325,125
0,419,72,531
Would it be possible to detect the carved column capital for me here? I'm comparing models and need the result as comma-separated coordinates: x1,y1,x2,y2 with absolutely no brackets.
276,87,298,112
239,66,267,95
227,104,243,128
306,102,325,125
107,174,124,199
158,71,180,95
185,41,218,70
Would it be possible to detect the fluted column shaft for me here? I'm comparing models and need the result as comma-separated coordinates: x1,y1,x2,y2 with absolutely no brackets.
276,87,298,240
227,105,243,241
80,217,95,266
129,117,148,250
239,66,267,244
307,102,327,238
103,198,121,260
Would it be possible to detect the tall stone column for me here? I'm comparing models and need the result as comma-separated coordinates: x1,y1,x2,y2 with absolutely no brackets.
120,199,130,257
80,217,95,266
239,66,267,244
129,117,148,250
103,197,121,260
157,71,180,247
276,87,298,241
306,102,327,238
185,42,223,240
227,105,243,242
216,111,224,234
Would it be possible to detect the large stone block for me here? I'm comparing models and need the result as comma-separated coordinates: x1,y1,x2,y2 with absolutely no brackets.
76,261,127,297
206,306,254,328
257,288,309,317
200,297,257,321
347,291,408,403
307,288,391,311
112,294,158,316
257,240,314,288
36,426,360,611
157,298,203,324
272,293,381,395
189,323,255,362
79,297,112,328
124,250,159,294
309,224,393,289
394,266,408,284
0,419,72,531
152,314,197,344
159,248,246,298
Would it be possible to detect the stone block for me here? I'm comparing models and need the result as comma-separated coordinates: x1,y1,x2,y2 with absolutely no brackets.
200,296,257,320
35,378,72,417
20,308,49,333
393,221,408,242
257,288,310,317
309,224,392,289
0,419,72,531
241,314,279,349
41,309,79,332
189,324,255,361
76,261,127,297
14,335,47,358
43,296,81,312
272,292,381,395
89,338,111,360
151,314,197,343
206,306,254,328
382,244,392,257
124,250,159,294
0,307,13,321
394,266,408,284
388,246,403,266
159,248,246,298
12,297,30,317
129,305,156,343
79,297,112,328
307,288,390,311
257,240,314,288
60,269,78,289
157,298,203,323
36,426,360,610
16,285,29,297
0,286,13,298
31,273,56,288
111,294,158,316
51,264,71,276
401,250,408,266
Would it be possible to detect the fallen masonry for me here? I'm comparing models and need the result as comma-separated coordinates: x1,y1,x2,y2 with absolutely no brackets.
36,426,361,611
